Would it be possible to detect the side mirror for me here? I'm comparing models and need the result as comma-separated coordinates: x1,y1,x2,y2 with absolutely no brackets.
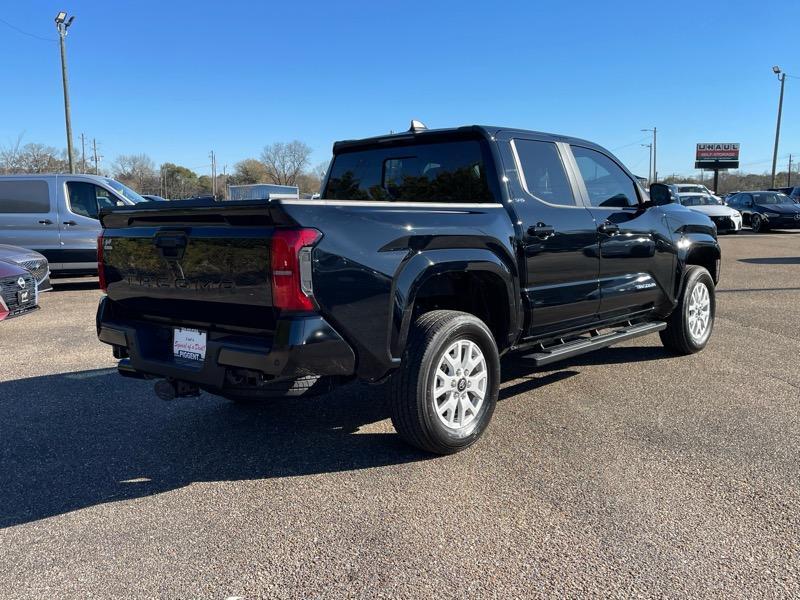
648,183,677,206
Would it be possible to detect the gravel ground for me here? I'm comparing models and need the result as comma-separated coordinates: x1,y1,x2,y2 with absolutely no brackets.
0,230,798,599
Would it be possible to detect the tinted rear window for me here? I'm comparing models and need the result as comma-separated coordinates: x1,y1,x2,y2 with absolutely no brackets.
0,180,50,213
324,139,497,203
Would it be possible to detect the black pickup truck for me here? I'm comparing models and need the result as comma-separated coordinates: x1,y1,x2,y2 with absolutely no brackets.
97,124,720,454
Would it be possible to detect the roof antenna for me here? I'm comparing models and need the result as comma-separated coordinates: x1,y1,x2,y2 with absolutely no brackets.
409,119,427,133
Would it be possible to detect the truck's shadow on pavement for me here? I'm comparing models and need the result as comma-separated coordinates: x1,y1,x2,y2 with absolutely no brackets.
1,345,673,528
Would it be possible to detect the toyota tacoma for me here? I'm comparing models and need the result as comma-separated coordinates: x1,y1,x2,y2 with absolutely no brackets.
97,123,721,454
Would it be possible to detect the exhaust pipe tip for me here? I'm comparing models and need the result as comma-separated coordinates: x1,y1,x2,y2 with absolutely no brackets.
154,379,177,401
154,378,201,401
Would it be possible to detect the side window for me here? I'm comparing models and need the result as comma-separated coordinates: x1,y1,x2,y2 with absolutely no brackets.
0,180,50,213
741,193,753,206
571,146,639,208
513,139,575,206
66,182,109,219
95,187,116,210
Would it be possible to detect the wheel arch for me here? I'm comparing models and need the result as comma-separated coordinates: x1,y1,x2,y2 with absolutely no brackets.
389,248,521,360
680,240,721,293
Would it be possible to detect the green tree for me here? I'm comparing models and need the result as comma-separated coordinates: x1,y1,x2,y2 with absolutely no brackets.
229,158,268,185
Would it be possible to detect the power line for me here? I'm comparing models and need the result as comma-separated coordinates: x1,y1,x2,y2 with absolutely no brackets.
610,136,650,152
0,17,57,42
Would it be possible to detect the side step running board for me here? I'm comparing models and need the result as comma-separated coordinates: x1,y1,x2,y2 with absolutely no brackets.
521,321,667,367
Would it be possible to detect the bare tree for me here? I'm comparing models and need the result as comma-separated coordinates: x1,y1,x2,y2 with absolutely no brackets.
312,160,329,182
0,134,25,174
113,153,157,191
2,143,68,173
260,141,312,186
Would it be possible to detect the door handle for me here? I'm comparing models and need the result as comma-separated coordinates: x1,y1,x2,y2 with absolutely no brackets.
62,220,77,226
38,219,53,225
598,221,620,235
528,224,555,238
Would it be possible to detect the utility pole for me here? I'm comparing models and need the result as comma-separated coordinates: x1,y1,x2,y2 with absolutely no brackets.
92,138,100,174
789,154,793,187
55,11,76,174
209,151,217,198
80,133,86,173
771,66,787,188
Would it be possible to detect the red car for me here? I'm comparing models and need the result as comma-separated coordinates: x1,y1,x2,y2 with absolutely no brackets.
0,261,38,321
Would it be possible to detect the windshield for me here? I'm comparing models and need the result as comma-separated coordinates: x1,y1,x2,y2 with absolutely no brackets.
324,138,497,203
104,178,148,204
753,192,794,205
677,185,708,194
679,194,723,206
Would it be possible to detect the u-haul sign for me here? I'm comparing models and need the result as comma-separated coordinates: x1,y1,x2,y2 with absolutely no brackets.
695,143,739,169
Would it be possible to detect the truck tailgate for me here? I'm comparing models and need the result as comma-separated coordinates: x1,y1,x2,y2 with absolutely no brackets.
100,201,284,333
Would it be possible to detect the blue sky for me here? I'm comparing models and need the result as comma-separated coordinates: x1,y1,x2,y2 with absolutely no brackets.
1,0,798,180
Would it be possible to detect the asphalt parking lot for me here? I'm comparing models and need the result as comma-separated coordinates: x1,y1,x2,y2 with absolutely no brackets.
1,231,798,599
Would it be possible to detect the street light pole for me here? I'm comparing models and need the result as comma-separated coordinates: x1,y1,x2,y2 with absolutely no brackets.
771,66,786,188
641,143,653,185
642,127,657,182
55,11,76,174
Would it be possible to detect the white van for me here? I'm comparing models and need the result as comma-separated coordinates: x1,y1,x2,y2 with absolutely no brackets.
0,174,148,274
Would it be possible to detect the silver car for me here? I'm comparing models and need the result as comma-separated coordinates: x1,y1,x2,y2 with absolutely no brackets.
0,244,51,291
0,174,146,275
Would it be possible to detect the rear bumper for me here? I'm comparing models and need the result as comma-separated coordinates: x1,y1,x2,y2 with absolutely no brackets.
96,296,356,389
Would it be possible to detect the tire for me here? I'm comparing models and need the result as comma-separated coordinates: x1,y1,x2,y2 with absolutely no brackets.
660,265,716,355
751,214,768,233
389,310,500,455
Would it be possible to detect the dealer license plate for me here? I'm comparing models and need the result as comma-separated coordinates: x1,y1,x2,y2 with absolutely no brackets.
173,328,207,362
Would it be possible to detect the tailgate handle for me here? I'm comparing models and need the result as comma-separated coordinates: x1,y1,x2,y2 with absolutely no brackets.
154,234,187,259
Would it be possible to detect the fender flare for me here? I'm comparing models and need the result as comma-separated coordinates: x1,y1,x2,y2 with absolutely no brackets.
676,236,721,297
388,248,521,360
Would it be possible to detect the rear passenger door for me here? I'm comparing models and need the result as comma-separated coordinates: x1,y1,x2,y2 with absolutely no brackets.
566,145,674,321
59,179,117,269
0,178,62,266
497,134,600,337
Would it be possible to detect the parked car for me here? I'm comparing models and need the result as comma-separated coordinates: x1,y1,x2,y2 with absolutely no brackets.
726,191,800,232
669,183,721,201
96,123,720,455
0,174,147,275
768,186,800,203
0,260,38,321
0,244,51,291
142,194,168,202
676,193,742,234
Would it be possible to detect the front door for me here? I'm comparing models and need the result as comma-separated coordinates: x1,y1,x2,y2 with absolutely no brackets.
567,145,675,321
498,135,600,337
59,179,116,269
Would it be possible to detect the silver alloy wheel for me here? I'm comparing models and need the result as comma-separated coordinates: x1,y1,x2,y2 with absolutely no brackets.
431,339,488,430
687,281,711,343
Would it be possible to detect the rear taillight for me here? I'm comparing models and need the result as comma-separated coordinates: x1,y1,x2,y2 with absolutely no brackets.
271,228,321,311
97,233,107,292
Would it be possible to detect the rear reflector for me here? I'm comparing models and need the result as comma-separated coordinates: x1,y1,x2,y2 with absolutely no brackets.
271,228,321,311
97,233,107,292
